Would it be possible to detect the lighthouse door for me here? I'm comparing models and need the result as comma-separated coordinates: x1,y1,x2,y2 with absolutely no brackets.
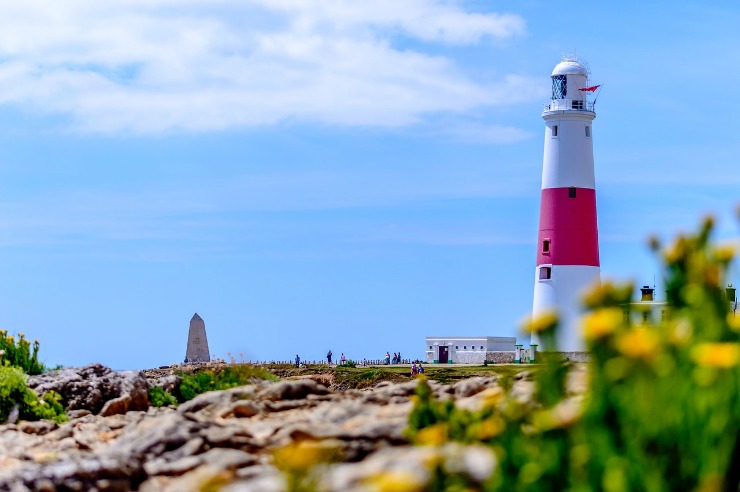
439,346,449,364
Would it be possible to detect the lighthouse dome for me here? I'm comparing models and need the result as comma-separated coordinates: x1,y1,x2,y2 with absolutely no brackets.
551,60,588,77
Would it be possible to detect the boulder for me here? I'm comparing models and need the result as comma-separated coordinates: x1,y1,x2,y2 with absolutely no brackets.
28,364,149,416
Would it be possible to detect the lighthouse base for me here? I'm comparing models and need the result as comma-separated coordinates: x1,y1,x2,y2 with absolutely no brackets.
531,265,600,352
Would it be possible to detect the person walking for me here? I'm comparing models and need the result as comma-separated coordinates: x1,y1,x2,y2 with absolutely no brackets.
295,354,300,368
340,353,346,365
327,350,333,365
385,352,391,365
418,363,424,374
411,363,417,376
398,352,402,364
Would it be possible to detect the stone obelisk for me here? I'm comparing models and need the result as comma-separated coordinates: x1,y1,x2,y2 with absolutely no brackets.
185,313,210,363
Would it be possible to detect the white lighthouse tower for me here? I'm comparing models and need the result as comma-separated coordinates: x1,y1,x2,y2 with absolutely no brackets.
532,55,600,352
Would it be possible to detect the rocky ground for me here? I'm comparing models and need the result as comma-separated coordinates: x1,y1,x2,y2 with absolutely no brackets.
0,364,585,491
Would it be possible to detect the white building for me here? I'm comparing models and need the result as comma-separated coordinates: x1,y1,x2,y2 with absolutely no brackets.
425,336,517,364
629,285,738,324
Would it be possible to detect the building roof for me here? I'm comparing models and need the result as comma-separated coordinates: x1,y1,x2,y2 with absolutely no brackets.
551,60,588,77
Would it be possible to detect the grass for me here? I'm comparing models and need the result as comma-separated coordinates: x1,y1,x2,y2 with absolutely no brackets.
261,363,537,390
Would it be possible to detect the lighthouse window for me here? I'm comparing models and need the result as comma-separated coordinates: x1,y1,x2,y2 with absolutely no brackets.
585,126,591,137
539,266,552,280
552,75,567,99
572,100,584,110
542,239,551,253
568,187,576,198
552,125,558,137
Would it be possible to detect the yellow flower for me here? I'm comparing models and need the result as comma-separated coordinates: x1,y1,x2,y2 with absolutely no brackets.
272,440,336,472
480,386,505,408
415,424,447,446
691,343,740,368
663,237,686,264
615,329,660,360
520,311,558,334
582,281,633,308
582,308,623,341
728,313,740,333
473,415,506,440
365,471,425,492
712,244,736,263
532,398,583,431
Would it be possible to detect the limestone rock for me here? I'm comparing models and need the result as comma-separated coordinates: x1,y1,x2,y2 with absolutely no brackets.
27,364,149,416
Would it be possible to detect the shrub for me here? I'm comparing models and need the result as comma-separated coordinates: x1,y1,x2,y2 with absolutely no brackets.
0,365,66,423
405,216,740,491
0,331,46,375
148,386,178,407
177,364,278,401
344,360,356,368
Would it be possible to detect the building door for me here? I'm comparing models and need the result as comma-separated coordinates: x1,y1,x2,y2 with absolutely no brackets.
439,346,449,364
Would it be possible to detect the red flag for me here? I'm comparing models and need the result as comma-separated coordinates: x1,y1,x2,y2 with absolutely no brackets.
579,85,601,92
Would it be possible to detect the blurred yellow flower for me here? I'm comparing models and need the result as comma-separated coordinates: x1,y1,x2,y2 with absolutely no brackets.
582,282,633,309
520,311,558,334
582,308,623,341
532,398,583,431
480,386,505,408
366,471,425,492
663,237,686,264
273,440,336,472
691,343,740,368
728,313,740,333
615,329,660,360
473,415,506,440
712,244,736,263
415,424,447,446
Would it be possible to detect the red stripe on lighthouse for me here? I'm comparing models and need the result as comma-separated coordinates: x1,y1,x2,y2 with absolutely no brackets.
536,187,599,267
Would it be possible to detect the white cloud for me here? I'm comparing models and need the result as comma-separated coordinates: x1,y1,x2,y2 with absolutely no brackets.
0,0,533,134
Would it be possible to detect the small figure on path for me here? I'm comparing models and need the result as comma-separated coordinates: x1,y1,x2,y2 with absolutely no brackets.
385,352,391,365
398,352,402,364
295,354,300,368
340,353,346,365
411,363,417,376
327,350,333,365
418,363,424,374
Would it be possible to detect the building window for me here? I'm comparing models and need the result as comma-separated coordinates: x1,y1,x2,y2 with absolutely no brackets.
429,346,432,350
542,239,551,253
480,346,484,350
585,126,591,137
552,125,558,137
572,100,584,110
539,266,551,280
623,309,631,322
455,346,459,350
551,75,567,99
642,311,649,324
463,345,467,349
661,310,666,321
568,187,576,198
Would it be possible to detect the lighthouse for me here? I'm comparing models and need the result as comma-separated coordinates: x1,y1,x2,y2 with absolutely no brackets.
532,55,600,352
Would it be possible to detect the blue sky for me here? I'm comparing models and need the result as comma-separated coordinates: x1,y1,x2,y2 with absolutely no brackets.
0,1,738,369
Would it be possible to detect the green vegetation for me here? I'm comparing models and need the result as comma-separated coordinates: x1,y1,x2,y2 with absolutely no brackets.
0,330,46,375
175,363,279,402
148,386,178,407
0,366,66,423
0,330,66,423
404,216,740,491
